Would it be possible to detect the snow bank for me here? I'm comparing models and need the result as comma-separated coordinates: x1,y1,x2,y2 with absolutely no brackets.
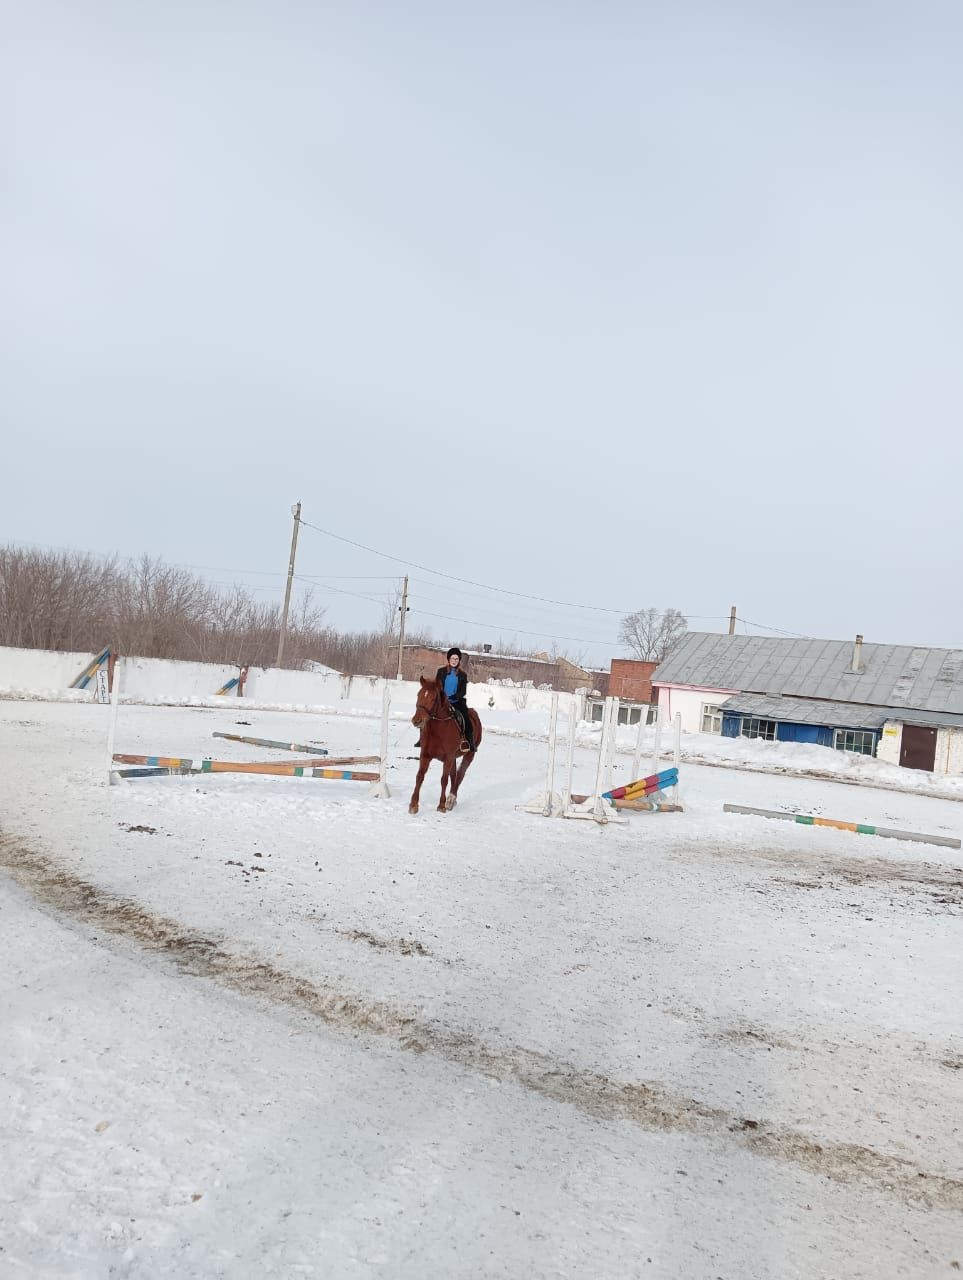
0,645,574,717
4,646,962,800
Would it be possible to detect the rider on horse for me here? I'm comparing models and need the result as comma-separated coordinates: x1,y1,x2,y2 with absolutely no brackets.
434,648,475,754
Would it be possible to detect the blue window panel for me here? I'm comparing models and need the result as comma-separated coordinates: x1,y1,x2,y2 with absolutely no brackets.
776,722,833,746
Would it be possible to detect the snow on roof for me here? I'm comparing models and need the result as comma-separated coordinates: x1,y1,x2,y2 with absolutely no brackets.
653,632,963,716
464,649,554,664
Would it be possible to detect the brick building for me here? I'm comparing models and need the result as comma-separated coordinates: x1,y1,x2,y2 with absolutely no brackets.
585,657,659,724
398,645,561,688
398,645,622,697
607,658,658,705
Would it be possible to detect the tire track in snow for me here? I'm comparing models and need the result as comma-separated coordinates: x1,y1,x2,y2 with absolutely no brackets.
2,830,961,1214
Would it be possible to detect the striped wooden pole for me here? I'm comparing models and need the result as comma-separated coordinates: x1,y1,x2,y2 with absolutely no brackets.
213,732,329,755
605,768,678,801
114,754,197,768
113,762,379,782
197,761,378,778
611,799,684,813
114,766,194,779
71,647,110,689
723,804,961,849
112,753,378,780
115,752,376,768
624,778,678,801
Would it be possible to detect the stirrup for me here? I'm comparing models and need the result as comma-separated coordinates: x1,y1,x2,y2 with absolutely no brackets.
460,739,471,753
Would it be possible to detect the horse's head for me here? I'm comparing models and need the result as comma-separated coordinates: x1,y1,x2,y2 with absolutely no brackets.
412,675,443,729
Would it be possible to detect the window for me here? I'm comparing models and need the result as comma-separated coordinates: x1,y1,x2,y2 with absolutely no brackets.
586,700,656,725
834,728,876,756
740,717,777,741
701,703,724,734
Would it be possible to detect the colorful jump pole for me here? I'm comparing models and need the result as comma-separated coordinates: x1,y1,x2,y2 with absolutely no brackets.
198,761,378,778
114,761,379,782
723,804,961,850
114,752,376,769
604,768,678,801
111,754,378,778
72,647,110,690
113,766,194,779
611,799,684,813
212,732,329,756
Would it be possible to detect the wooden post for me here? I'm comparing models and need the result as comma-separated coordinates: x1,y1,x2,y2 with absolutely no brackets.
276,501,301,668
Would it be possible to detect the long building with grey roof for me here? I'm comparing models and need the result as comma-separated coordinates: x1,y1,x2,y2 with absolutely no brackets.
651,632,963,774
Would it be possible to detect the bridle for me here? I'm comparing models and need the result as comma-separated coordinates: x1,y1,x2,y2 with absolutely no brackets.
413,685,457,728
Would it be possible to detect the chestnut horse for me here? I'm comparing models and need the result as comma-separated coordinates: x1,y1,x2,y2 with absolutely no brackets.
409,676,483,814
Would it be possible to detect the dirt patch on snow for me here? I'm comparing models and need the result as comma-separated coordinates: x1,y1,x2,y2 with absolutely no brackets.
716,1025,799,1052
701,842,963,910
337,927,432,957
766,858,963,912
2,829,962,1213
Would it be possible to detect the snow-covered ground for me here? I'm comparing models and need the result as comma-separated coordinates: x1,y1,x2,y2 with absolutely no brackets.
1,698,961,1278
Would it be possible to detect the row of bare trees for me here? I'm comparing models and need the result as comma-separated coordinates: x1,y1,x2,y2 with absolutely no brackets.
1,544,683,676
0,545,434,673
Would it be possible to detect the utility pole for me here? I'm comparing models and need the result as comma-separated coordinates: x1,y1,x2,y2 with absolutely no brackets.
728,605,737,636
396,575,409,680
276,501,301,668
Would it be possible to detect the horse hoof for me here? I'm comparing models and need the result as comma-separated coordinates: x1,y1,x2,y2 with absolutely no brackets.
408,803,419,815
437,803,447,813
445,796,457,811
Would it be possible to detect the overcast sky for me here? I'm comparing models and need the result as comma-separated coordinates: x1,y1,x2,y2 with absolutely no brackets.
2,1,961,666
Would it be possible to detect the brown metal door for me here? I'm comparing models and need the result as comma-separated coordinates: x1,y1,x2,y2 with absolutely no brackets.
899,724,937,771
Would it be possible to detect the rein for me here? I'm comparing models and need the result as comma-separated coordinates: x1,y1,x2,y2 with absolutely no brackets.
421,695,456,724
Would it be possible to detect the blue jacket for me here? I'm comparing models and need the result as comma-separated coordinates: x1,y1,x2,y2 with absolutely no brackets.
435,665,467,703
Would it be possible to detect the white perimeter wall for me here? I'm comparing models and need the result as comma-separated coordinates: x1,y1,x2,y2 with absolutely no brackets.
0,646,577,719
0,646,99,695
656,686,732,734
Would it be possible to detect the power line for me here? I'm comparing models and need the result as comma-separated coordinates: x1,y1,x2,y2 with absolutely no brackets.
299,518,635,614
737,616,809,638
6,532,810,643
296,577,394,607
407,593,619,643
409,605,619,648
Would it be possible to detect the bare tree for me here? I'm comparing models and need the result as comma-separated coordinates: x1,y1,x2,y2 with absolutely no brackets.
0,541,447,678
618,607,687,662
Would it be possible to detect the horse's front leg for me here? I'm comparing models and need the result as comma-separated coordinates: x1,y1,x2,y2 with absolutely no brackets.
409,753,431,815
437,755,455,812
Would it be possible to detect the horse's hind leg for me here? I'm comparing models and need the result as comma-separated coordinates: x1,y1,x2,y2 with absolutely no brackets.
449,752,475,808
409,754,431,815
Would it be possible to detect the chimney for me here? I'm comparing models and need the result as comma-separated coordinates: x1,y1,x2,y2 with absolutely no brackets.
851,634,863,673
